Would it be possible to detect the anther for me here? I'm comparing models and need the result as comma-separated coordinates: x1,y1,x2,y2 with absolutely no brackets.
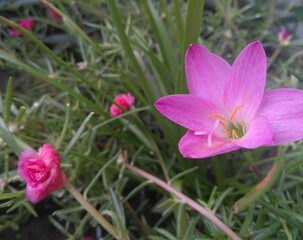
230,105,244,121
232,129,237,140
208,114,227,122
221,130,231,134
219,120,226,129
239,121,246,126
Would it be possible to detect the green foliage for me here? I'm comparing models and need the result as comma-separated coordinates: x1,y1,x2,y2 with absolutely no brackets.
0,0,303,239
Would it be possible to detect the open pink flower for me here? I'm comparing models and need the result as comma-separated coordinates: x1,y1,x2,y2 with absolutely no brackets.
18,144,66,203
278,27,291,45
10,18,34,36
46,8,62,22
110,93,135,117
155,42,303,158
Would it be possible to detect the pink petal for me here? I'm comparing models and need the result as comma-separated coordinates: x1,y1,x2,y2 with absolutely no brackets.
185,45,231,106
38,144,60,167
179,130,240,158
257,88,303,145
25,184,48,203
223,42,267,121
155,95,220,132
234,116,273,148
18,149,39,179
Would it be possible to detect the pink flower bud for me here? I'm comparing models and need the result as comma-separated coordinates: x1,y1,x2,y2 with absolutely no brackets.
46,8,62,22
10,18,34,36
110,93,135,117
278,27,291,46
18,144,66,203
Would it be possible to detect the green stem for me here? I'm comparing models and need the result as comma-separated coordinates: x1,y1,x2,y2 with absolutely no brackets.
125,164,242,240
267,47,281,70
242,150,261,177
64,181,128,240
233,147,286,214
212,156,225,190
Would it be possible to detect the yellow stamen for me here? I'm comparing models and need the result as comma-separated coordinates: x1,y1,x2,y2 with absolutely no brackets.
219,120,226,129
208,114,227,122
221,130,231,134
239,121,246,126
232,129,237,140
230,105,244,121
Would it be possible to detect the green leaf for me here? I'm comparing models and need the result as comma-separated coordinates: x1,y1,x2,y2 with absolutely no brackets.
0,190,25,200
0,117,30,156
176,0,205,94
143,0,178,74
4,77,13,125
61,112,94,158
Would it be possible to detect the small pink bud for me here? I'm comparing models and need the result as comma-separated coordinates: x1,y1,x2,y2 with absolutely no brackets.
77,61,88,70
110,93,135,117
46,8,62,22
18,144,66,203
278,27,291,46
10,18,34,36
116,150,127,165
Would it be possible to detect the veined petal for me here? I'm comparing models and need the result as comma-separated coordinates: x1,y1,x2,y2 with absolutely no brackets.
257,88,303,145
185,45,231,106
179,130,240,158
224,42,267,121
234,116,273,148
155,95,220,132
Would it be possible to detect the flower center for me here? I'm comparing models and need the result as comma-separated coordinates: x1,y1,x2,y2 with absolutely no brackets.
208,104,246,141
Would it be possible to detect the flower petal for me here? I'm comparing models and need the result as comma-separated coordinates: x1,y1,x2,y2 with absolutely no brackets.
18,149,38,179
185,45,231,106
234,116,273,148
155,95,220,132
257,88,303,145
224,42,267,121
179,130,240,158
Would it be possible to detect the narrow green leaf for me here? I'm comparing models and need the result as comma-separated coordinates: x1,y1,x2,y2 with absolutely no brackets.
233,147,286,213
16,106,26,125
0,117,29,156
173,0,185,48
239,205,253,236
122,180,152,203
0,196,23,208
0,190,25,200
176,0,205,94
4,77,13,125
55,94,71,151
0,50,106,116
144,0,178,74
84,150,121,198
61,112,94,158
109,187,123,222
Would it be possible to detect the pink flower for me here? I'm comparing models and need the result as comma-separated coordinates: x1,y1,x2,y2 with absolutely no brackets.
80,237,93,240
155,42,303,158
46,8,62,22
18,144,66,203
110,93,135,117
10,18,34,36
278,27,291,46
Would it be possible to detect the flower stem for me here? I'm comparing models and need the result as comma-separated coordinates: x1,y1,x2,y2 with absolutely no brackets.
233,146,285,214
242,150,261,177
125,164,242,240
64,181,129,240
267,47,281,70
